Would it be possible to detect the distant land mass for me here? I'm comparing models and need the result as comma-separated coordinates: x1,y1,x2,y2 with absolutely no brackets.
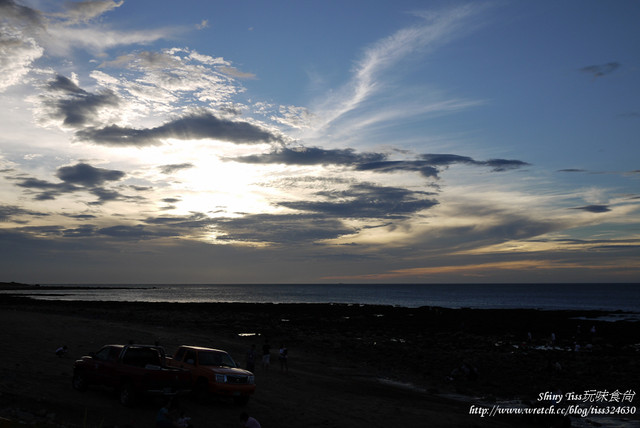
0,282,40,289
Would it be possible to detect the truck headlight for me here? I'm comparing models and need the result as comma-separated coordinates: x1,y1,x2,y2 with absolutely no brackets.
215,374,227,383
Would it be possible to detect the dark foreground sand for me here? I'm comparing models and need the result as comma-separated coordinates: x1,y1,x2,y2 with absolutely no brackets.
1,286,639,427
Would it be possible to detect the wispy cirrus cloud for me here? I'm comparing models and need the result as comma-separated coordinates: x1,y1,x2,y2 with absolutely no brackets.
53,0,124,24
307,4,486,137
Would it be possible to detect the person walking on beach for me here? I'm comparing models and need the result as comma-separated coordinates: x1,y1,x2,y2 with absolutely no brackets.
262,340,271,371
279,344,288,374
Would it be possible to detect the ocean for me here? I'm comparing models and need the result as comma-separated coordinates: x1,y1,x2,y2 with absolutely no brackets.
3,283,639,312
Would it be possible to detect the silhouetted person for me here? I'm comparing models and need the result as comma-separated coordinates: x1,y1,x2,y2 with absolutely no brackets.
279,344,288,374
246,344,256,372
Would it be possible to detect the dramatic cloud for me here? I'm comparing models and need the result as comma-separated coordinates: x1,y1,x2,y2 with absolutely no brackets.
418,154,530,171
230,148,529,180
356,161,440,179
228,146,385,166
278,183,438,219
40,75,120,127
75,112,282,146
356,155,528,178
15,177,81,200
13,163,126,204
56,163,125,186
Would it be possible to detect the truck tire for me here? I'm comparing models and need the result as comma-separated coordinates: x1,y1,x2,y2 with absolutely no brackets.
72,371,88,392
119,381,137,406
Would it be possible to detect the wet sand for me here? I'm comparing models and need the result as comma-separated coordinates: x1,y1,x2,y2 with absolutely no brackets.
1,286,638,427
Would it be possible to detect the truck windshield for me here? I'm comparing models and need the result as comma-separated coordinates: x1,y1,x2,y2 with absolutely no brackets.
122,347,161,367
198,351,237,367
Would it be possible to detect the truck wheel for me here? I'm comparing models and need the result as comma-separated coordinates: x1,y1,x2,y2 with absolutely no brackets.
72,371,88,392
119,382,136,406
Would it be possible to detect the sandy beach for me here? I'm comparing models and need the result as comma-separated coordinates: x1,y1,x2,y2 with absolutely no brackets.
1,285,639,427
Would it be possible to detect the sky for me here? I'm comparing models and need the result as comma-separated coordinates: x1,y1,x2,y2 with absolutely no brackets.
1,0,639,284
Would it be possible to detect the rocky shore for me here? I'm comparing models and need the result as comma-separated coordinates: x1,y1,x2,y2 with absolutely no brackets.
1,286,638,427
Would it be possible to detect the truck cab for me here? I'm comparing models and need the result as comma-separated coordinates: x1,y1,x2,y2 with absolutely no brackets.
72,344,191,406
169,345,256,404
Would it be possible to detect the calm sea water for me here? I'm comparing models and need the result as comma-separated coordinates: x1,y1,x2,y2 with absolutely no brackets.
3,283,639,312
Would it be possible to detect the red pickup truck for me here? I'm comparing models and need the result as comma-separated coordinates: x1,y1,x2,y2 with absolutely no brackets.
72,344,191,406
167,345,256,404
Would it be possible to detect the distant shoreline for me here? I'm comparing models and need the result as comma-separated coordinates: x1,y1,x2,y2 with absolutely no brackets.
0,282,147,291
2,281,639,313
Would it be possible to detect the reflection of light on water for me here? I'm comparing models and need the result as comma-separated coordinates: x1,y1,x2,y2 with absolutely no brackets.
572,314,640,322
2,283,639,311
238,333,259,337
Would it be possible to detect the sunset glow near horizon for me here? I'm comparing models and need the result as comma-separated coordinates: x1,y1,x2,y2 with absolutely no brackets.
1,0,639,284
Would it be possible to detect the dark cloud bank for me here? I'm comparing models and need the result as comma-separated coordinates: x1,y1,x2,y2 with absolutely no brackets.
229,147,529,180
41,75,282,146
13,162,128,204
75,112,281,146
